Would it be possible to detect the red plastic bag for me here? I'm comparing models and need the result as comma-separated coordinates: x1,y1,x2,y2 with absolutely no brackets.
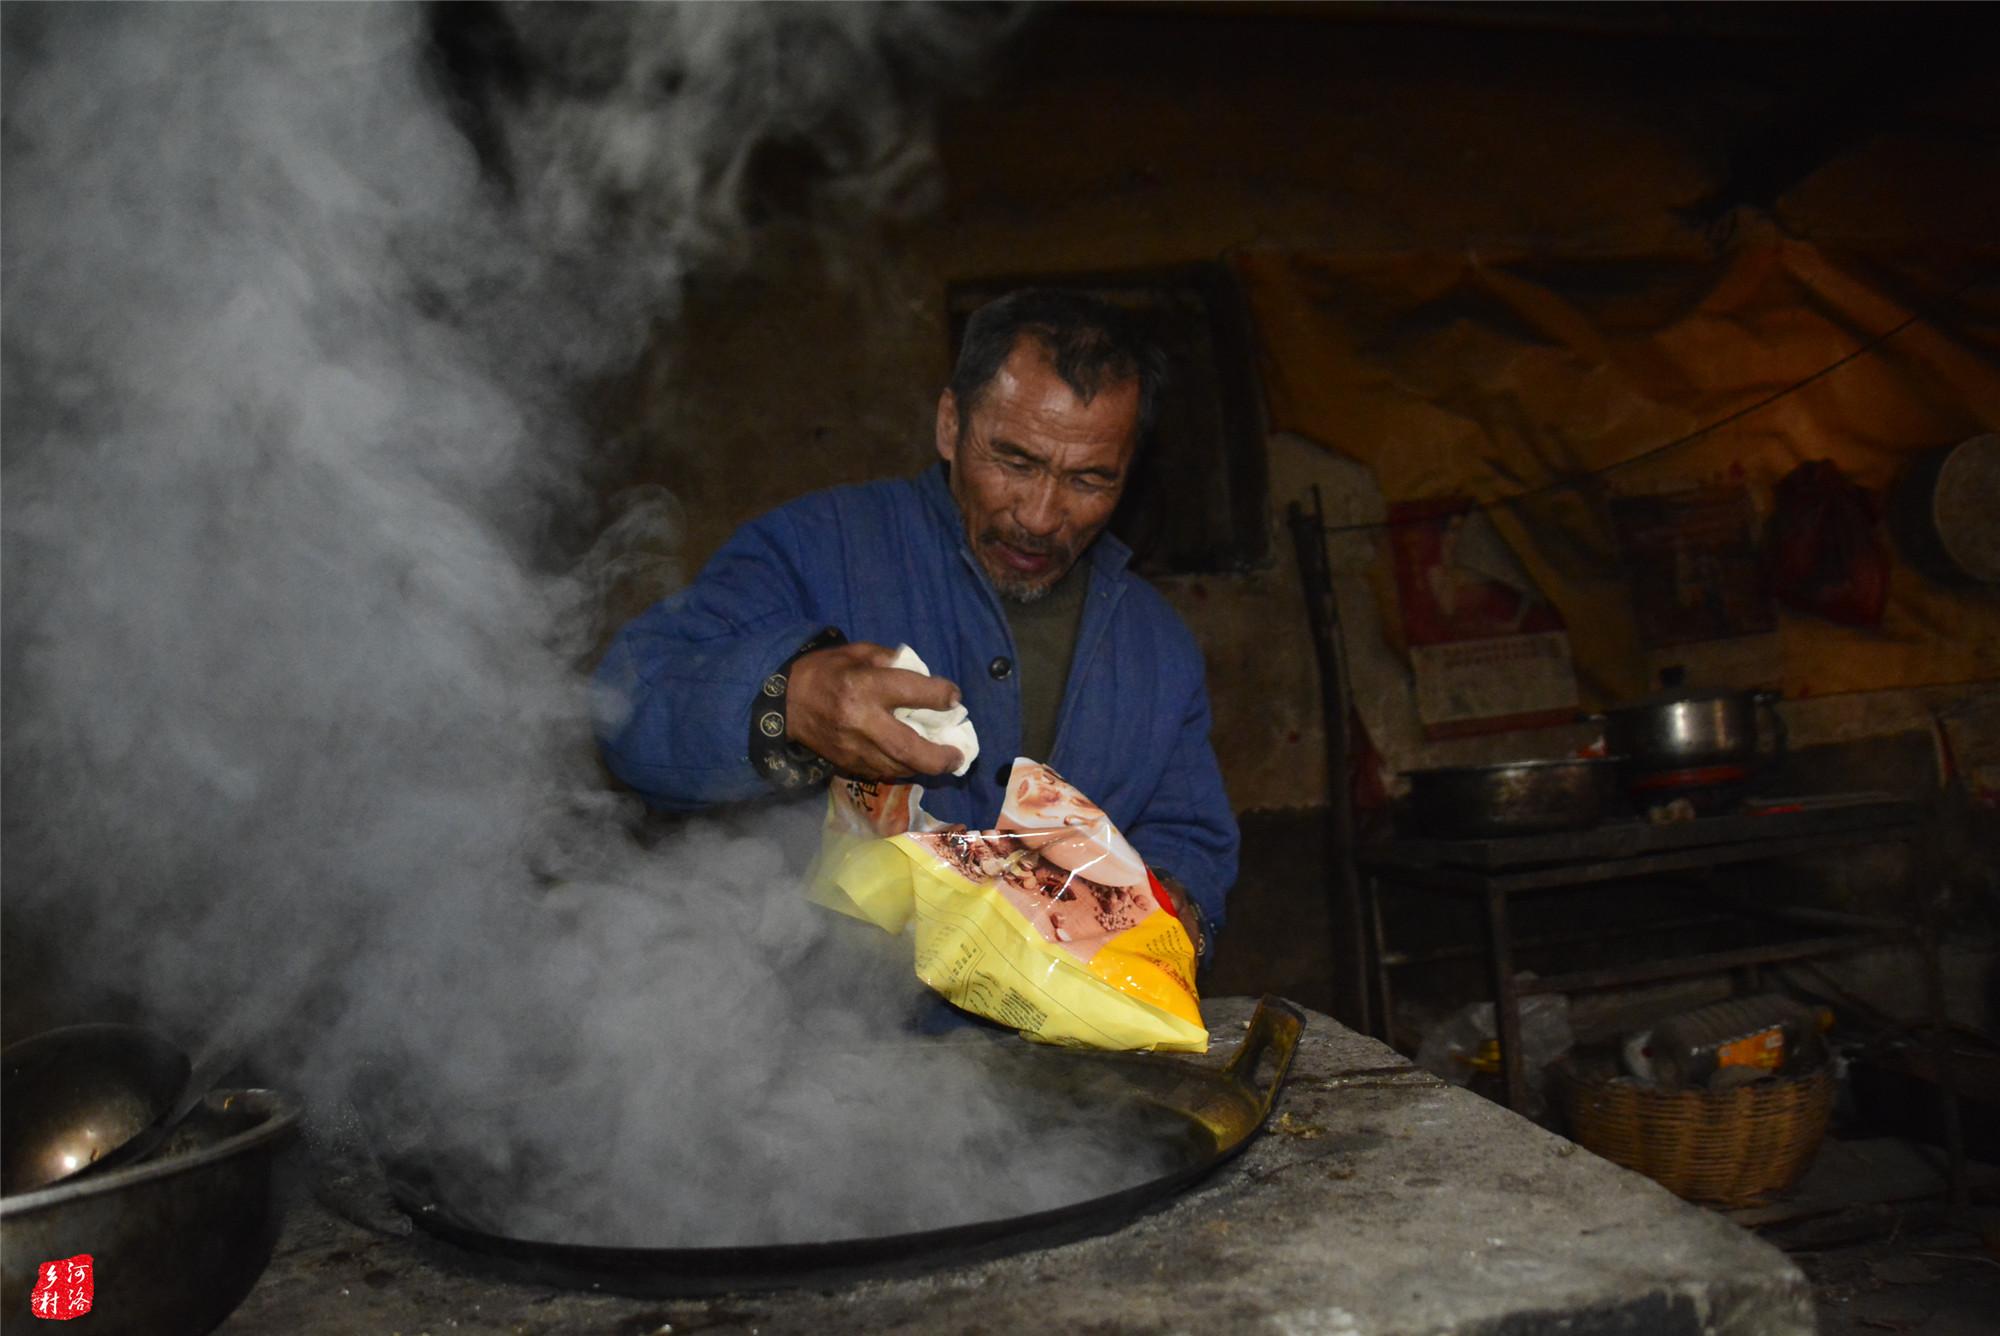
1767,460,1888,626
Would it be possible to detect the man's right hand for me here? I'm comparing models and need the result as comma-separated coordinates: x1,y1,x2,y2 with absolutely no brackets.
784,642,966,780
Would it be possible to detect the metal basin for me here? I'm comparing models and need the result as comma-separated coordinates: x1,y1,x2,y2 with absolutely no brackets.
1,1089,300,1335
1404,757,1621,838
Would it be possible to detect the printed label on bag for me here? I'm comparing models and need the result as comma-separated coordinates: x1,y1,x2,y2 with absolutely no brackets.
1716,1027,1786,1071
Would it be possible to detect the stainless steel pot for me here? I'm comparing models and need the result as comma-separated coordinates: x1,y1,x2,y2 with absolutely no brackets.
1,1089,300,1335
1589,688,1786,771
1403,757,1621,838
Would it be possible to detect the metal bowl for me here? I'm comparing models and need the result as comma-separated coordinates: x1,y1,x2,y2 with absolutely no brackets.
1,1023,190,1195
2,1089,300,1335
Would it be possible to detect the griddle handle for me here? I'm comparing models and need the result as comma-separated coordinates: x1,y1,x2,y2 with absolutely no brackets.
1225,996,1306,1120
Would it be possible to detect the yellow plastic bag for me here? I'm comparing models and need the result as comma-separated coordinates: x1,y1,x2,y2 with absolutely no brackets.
809,759,1206,1053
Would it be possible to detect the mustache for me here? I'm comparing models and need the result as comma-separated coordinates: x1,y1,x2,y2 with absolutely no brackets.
980,528,1069,560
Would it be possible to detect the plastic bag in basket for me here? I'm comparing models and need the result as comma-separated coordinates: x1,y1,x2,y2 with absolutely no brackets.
808,758,1207,1052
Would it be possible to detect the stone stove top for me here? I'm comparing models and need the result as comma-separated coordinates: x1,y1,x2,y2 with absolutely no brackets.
222,997,1810,1335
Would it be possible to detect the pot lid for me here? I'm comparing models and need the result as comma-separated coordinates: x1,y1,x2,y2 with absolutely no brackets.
1619,685,1768,709
1934,433,1999,582
1610,666,1776,711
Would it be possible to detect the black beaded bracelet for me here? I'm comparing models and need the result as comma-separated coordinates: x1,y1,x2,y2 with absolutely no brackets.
1185,900,1212,964
749,626,846,792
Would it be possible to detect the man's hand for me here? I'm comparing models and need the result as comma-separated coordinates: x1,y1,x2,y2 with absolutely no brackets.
785,641,967,780
1154,870,1209,962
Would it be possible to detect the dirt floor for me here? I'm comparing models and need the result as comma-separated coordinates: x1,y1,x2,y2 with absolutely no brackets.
1795,1212,2000,1336
1711,1134,2000,1336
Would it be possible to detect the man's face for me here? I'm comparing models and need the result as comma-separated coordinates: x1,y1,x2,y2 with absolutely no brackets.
935,339,1140,602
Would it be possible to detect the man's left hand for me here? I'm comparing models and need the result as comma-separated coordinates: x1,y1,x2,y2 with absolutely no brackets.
1155,871,1207,961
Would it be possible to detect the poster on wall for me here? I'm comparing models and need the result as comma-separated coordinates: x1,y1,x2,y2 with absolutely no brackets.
1387,498,1580,739
1611,484,1776,647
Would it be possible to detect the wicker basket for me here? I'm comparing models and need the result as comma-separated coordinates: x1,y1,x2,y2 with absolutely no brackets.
1556,1061,1835,1207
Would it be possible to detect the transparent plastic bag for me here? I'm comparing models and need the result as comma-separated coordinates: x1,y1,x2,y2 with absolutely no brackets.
1621,994,1831,1089
1415,988,1572,1113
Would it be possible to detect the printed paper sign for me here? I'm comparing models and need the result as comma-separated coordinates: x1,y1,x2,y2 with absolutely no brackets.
1612,484,1775,647
1388,498,1579,738
1410,633,1579,735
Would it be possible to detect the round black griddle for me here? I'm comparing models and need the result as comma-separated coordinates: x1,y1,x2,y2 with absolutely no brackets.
381,998,1303,1296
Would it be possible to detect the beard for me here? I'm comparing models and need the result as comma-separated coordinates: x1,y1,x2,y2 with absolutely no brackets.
978,527,1076,604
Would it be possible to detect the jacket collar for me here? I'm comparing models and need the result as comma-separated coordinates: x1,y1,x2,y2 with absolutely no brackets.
915,461,1134,581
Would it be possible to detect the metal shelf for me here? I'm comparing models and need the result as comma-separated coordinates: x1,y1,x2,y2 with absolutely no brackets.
1357,798,1938,1128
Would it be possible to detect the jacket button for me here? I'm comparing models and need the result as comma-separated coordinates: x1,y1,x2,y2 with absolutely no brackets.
988,656,1012,681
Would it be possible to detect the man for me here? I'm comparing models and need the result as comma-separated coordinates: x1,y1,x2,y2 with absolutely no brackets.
593,290,1237,958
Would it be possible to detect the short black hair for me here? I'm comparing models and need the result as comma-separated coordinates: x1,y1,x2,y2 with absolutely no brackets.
948,289,1167,442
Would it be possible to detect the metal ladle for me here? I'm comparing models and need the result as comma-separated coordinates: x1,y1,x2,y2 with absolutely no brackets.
1,1023,190,1196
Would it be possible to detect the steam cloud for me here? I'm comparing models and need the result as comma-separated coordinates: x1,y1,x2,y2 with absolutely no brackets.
2,2,1166,1247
